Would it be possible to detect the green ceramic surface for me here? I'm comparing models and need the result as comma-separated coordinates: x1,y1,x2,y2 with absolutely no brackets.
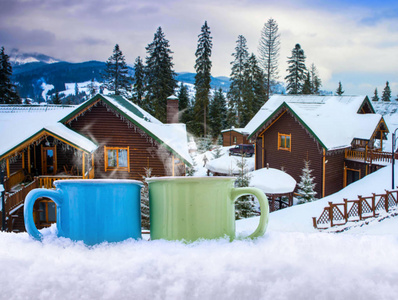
147,176,269,241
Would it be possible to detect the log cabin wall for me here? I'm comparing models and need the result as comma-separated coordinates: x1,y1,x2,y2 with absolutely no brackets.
67,101,173,180
324,151,345,196
222,131,249,147
260,111,324,197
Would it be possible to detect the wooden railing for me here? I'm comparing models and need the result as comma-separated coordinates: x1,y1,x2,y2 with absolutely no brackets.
37,175,83,189
345,149,398,164
3,169,25,192
313,190,398,229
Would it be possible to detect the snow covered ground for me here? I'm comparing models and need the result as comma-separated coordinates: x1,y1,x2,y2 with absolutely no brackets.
1,149,398,299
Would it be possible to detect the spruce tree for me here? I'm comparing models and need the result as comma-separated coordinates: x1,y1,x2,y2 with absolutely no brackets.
178,82,193,132
301,72,312,95
209,88,227,138
193,21,213,137
145,27,177,122
309,63,322,94
87,78,97,98
228,35,249,127
0,47,20,104
258,18,280,100
336,81,344,96
381,81,391,102
371,88,379,102
52,90,62,104
103,44,131,96
235,155,257,219
285,44,306,94
132,56,145,107
297,160,317,204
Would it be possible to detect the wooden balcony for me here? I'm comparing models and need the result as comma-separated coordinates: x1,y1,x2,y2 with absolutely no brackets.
345,149,397,165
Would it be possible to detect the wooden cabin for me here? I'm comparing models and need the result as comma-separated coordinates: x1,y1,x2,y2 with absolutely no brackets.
221,128,251,146
245,95,389,198
0,94,191,232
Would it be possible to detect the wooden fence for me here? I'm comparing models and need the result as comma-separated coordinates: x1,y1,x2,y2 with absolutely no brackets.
313,190,398,229
3,169,25,192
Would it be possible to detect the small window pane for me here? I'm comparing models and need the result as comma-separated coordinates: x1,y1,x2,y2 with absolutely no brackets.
47,202,56,222
286,136,290,149
280,135,286,148
108,149,117,167
118,149,128,167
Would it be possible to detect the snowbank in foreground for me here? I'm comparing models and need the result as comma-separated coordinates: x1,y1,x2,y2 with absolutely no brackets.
1,228,398,300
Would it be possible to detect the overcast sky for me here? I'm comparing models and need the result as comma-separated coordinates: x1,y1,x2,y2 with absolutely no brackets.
1,0,397,96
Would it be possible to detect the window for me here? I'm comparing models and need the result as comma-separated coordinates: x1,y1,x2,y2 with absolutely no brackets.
104,146,130,172
278,133,291,151
33,200,56,227
233,136,237,144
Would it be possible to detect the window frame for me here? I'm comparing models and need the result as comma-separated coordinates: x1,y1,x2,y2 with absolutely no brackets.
104,146,130,172
278,133,291,152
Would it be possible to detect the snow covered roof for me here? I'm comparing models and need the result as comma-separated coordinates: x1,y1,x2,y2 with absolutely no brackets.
246,95,386,151
206,155,255,175
221,127,249,135
60,94,192,166
0,108,98,160
249,167,296,194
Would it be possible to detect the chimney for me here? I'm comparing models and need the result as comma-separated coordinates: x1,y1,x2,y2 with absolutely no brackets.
167,95,179,123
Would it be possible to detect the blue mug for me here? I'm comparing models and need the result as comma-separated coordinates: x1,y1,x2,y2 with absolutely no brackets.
24,179,143,245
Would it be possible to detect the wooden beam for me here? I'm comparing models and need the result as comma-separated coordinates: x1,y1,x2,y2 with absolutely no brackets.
28,146,31,173
82,152,86,179
22,152,25,169
322,148,326,198
6,157,10,177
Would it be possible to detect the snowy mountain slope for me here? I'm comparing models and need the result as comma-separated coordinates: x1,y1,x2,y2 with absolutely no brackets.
8,48,62,66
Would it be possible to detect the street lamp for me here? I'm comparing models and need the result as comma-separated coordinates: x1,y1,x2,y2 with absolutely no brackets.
392,128,398,189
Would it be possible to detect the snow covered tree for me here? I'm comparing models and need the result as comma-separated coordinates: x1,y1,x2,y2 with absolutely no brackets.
235,155,257,219
209,88,227,138
0,47,20,104
301,72,312,95
285,44,306,95
297,160,317,204
309,63,322,94
186,153,197,176
145,27,177,122
228,35,250,126
131,56,145,107
103,44,131,96
371,88,379,102
258,18,280,100
336,81,344,96
87,78,97,98
381,81,391,102
140,167,152,229
211,146,223,159
193,21,213,137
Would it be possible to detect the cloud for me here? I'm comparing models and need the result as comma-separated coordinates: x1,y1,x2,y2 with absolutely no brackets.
0,27,56,48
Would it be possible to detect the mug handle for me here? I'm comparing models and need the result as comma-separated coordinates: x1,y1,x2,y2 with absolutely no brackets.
231,187,269,239
24,188,63,241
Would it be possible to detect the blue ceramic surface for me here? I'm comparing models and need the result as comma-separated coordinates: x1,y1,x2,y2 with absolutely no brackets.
24,179,143,245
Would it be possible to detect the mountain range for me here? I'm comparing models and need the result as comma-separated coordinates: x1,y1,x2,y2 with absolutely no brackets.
9,50,231,102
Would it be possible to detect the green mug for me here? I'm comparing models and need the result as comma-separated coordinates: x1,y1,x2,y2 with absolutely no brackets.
146,176,269,241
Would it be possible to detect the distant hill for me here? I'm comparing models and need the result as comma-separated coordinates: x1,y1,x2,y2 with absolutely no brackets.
9,48,62,66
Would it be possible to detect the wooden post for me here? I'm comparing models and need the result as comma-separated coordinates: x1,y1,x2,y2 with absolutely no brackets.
312,217,318,229
322,149,326,198
343,199,348,222
372,193,376,217
6,158,10,178
358,197,363,220
385,190,390,212
328,202,333,227
22,152,25,169
28,146,31,173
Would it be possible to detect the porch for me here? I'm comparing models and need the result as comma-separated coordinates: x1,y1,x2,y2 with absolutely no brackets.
344,149,397,165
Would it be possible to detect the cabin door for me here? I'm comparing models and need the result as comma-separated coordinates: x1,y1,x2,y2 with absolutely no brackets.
41,145,57,175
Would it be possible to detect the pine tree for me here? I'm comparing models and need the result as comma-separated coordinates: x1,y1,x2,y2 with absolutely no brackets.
285,44,306,94
178,82,193,132
297,160,317,204
258,18,280,100
301,72,312,95
228,35,249,126
145,27,177,122
193,21,213,137
371,88,379,102
0,47,20,104
309,63,322,94
131,56,145,106
52,90,62,104
381,81,391,102
140,167,152,229
103,44,131,96
87,78,97,98
235,155,257,219
336,81,344,96
209,88,227,138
